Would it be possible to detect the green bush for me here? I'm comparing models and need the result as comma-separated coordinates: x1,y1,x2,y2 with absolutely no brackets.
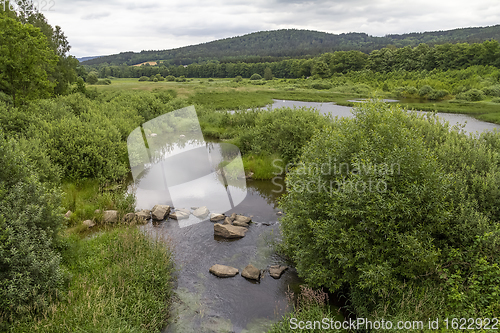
234,75,242,82
310,81,332,90
86,71,98,85
427,89,448,100
237,106,330,163
279,102,500,319
175,76,186,82
491,97,500,103
482,85,500,97
250,73,262,80
165,75,175,81
138,76,149,82
418,84,434,97
0,131,64,322
457,89,485,101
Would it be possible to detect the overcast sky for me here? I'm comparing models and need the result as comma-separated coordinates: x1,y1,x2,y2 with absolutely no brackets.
40,0,500,58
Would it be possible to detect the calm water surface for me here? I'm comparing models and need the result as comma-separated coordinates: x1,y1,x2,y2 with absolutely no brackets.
129,100,498,332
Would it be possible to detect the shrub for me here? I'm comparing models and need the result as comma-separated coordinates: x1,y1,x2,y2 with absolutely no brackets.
491,97,500,103
457,89,485,101
234,75,242,82
427,89,448,100
86,71,98,85
138,76,149,82
175,76,186,82
0,131,64,321
279,102,500,318
482,85,500,97
404,86,418,95
236,106,330,163
249,73,262,80
208,78,214,82
165,75,175,81
418,85,434,97
310,81,332,90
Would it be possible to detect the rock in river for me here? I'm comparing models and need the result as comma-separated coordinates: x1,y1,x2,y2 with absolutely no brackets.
209,264,239,277
103,210,118,223
269,265,288,279
214,223,247,238
82,220,95,228
122,212,136,223
232,214,252,227
210,213,225,222
170,208,190,220
193,206,209,219
152,205,171,220
135,210,150,223
242,264,261,281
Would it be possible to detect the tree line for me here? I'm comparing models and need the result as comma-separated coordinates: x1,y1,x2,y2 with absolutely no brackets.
84,40,500,80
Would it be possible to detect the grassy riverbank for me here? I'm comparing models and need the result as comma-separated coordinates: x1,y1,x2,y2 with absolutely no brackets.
7,226,175,333
93,74,500,124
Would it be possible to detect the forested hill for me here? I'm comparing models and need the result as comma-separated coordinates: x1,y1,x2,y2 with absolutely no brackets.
81,25,500,67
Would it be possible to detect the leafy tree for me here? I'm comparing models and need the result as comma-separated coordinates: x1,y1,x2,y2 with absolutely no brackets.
0,12,57,106
264,67,273,80
86,71,99,85
311,60,331,78
14,1,78,95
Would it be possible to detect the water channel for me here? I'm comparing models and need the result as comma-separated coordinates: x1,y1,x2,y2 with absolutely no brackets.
128,101,499,333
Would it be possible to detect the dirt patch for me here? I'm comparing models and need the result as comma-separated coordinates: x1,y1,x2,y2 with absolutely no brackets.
132,61,159,67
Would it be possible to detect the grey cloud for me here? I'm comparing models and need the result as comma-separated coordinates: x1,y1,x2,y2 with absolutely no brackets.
81,12,111,20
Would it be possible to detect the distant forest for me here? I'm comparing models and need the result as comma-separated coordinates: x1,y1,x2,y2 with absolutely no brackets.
83,40,500,80
81,25,500,67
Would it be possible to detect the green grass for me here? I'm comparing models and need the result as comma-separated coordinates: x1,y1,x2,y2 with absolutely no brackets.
242,154,283,180
61,179,135,228
8,227,175,333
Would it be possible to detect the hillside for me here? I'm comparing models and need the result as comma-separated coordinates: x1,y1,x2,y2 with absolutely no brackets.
81,25,500,66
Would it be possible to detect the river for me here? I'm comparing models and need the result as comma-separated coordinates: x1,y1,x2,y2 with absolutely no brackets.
128,101,499,333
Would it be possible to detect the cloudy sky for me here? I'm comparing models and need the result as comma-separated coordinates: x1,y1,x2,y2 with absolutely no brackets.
39,0,500,58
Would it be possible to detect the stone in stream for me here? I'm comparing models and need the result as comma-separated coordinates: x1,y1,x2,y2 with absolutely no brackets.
214,223,247,238
241,264,261,281
122,212,136,223
103,210,118,223
210,213,225,222
82,220,95,228
209,264,239,278
135,210,150,224
151,205,171,220
169,210,190,220
269,265,288,279
223,217,233,225
193,206,209,219
232,214,252,227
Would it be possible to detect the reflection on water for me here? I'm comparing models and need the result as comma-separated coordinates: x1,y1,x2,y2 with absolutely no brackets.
133,174,301,333
126,107,303,331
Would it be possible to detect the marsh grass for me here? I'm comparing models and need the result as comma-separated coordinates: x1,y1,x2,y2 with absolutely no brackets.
268,286,343,333
62,179,135,227
8,227,175,333
242,154,282,179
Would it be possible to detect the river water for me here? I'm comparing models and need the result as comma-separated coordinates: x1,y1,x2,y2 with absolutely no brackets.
129,101,499,333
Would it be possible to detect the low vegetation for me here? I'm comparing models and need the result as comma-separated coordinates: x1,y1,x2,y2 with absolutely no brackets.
278,102,500,327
